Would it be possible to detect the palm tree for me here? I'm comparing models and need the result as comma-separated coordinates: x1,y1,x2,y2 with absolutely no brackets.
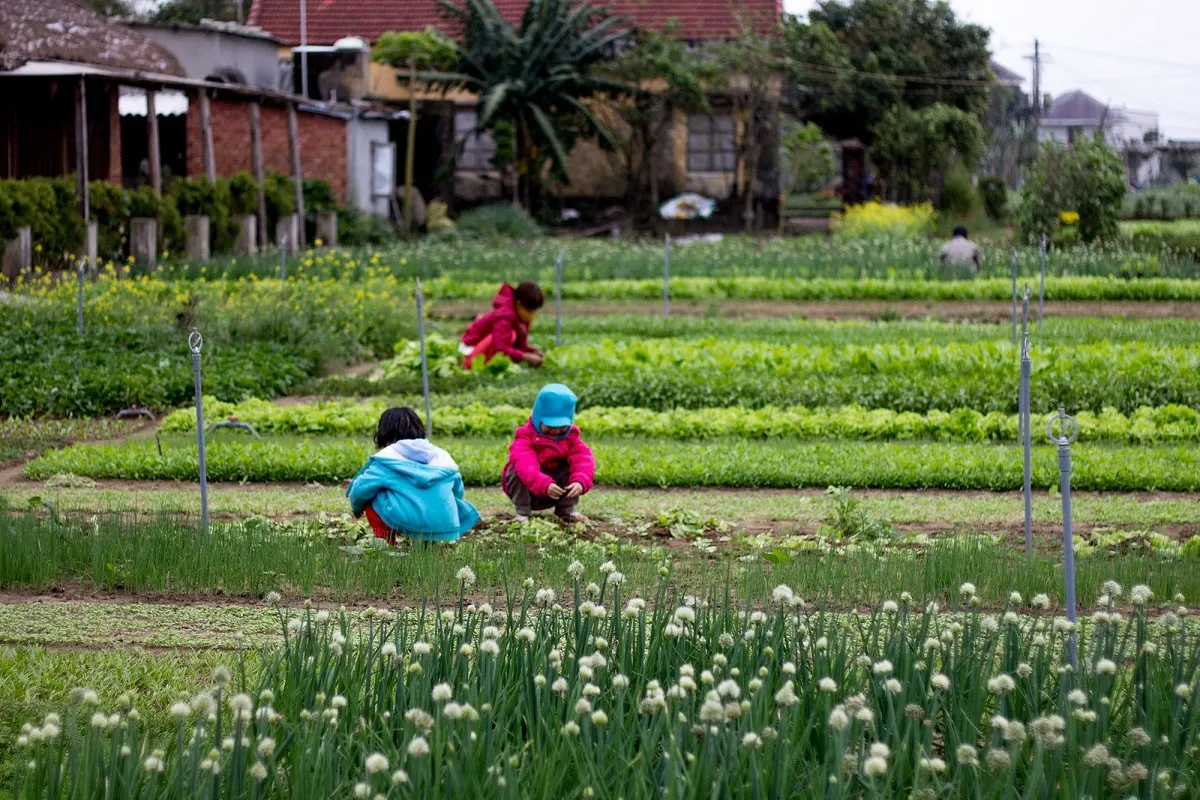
433,0,631,208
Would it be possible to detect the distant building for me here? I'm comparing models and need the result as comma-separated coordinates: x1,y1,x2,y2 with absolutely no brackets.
122,19,288,91
1039,89,1158,148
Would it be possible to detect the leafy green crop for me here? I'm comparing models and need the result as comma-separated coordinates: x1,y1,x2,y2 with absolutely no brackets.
27,436,1200,492
163,397,1200,445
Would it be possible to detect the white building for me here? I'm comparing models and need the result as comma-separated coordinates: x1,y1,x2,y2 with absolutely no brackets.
1038,89,1160,186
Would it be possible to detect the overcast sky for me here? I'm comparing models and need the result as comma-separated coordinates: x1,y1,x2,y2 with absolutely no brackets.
783,0,1200,140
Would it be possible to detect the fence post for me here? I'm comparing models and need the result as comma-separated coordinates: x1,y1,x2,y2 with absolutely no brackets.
188,329,210,534
663,233,671,318
1048,407,1080,669
555,251,564,347
76,260,86,335
1010,248,1018,345
415,278,432,437
280,234,288,285
1038,233,1047,332
1019,286,1032,557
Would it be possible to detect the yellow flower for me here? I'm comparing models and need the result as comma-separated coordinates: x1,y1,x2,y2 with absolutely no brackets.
1059,211,1080,225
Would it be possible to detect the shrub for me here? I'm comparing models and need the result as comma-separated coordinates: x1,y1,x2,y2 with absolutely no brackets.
456,203,542,239
830,201,936,241
1016,135,1125,244
338,207,398,247
0,177,82,264
127,187,185,254
225,172,259,217
939,163,977,216
171,177,232,251
88,181,130,259
977,176,1008,222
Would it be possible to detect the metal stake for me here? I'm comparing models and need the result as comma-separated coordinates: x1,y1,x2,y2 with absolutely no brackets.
1038,233,1047,332
554,251,564,347
76,261,85,335
663,233,671,318
280,234,288,285
1019,286,1032,556
1048,408,1080,669
415,278,432,437
188,329,210,534
1010,248,1018,345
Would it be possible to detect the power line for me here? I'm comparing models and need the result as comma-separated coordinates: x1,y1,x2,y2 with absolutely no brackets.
783,58,1000,88
1041,43,1200,73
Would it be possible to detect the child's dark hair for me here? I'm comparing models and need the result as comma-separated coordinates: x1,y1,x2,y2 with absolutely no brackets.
514,281,544,310
375,407,425,448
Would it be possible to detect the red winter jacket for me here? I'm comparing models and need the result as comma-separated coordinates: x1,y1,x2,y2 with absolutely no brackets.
502,420,596,498
460,284,538,367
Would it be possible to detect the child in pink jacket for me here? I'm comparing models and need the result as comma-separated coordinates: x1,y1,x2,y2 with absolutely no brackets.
502,383,595,522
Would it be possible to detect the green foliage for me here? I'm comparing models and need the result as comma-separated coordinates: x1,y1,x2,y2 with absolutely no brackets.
1121,184,1200,220
263,171,296,235
871,104,986,201
455,204,541,239
126,186,185,254
151,0,240,23
160,398,1200,446
88,180,130,259
302,178,337,213
780,0,992,144
171,176,232,250
337,208,399,247
373,27,458,70
821,486,893,540
0,176,83,265
226,172,260,217
1121,220,1200,263
1016,136,1127,245
830,201,936,240
977,176,1008,221
939,163,978,216
373,333,519,381
781,121,835,196
28,435,1200,491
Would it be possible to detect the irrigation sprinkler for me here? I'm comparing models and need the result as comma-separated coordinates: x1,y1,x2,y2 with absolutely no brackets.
1010,249,1018,345
280,234,288,285
1019,286,1032,557
76,260,85,335
663,233,671,317
188,328,210,534
1038,233,1047,332
205,420,261,440
415,278,432,437
555,251,564,347
116,407,156,421
1048,407,1080,669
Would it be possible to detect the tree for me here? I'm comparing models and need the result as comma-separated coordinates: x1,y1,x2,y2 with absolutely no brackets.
151,0,241,24
1015,135,1126,244
599,26,713,222
870,103,984,202
421,0,631,209
87,0,135,16
780,121,834,196
778,0,991,144
374,28,458,236
709,21,783,231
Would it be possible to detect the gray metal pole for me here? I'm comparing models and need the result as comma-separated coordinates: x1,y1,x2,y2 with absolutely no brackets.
1048,408,1080,669
280,235,288,285
1010,248,1018,345
76,261,85,335
415,278,432,437
1020,287,1032,557
1038,233,1047,333
188,329,210,534
555,251,564,347
663,233,671,318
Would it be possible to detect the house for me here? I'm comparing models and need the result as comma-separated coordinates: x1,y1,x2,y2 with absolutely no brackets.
1038,89,1161,186
989,60,1023,88
247,0,783,218
0,0,399,248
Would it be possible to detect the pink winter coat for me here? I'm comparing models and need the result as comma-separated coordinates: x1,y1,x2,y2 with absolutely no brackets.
502,420,596,498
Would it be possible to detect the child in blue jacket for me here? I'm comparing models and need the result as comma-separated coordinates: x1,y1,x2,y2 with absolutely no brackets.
347,408,480,543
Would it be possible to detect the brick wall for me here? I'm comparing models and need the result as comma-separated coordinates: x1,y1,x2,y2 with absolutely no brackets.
185,94,347,203
106,88,122,185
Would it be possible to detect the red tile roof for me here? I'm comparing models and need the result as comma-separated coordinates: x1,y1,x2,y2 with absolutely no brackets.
248,0,781,46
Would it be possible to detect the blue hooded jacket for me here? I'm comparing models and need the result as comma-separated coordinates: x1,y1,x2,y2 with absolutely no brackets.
346,440,480,542
531,383,577,439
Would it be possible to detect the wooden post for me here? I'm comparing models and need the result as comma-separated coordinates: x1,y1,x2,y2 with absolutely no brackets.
248,101,267,246
198,90,216,184
74,77,90,222
403,61,417,237
146,88,161,195
287,102,305,248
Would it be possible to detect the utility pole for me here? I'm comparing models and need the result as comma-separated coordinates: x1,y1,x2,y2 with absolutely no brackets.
1028,39,1042,141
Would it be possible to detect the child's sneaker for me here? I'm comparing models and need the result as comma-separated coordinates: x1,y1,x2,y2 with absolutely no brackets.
513,514,531,523
557,512,588,524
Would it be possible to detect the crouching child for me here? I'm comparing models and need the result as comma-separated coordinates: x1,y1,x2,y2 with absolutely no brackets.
502,383,595,522
347,407,480,543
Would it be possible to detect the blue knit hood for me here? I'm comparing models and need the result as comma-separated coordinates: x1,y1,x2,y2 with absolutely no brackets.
531,383,577,436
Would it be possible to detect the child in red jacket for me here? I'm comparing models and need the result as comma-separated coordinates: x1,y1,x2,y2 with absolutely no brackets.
502,383,595,523
459,282,545,369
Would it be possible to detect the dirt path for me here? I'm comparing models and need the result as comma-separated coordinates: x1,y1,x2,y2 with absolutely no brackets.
431,299,1200,322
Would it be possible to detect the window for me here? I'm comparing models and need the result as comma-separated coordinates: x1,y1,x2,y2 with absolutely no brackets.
687,113,736,173
455,109,497,171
